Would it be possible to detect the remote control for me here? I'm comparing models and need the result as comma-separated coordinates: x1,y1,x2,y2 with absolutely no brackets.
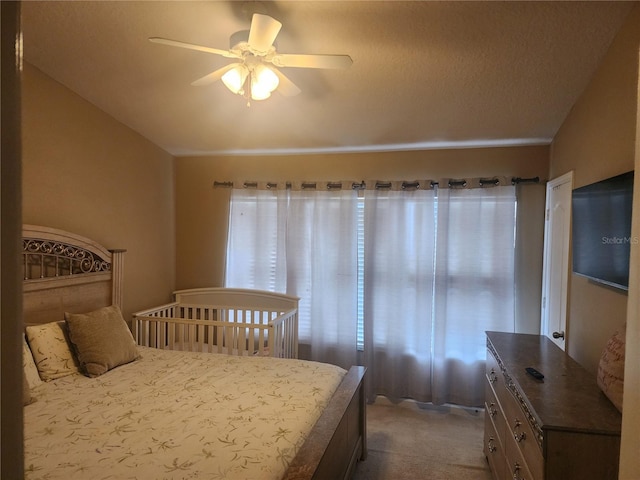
525,367,544,380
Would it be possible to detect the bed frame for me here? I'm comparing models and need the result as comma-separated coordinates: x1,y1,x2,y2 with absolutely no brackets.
21,224,367,480
133,288,299,358
22,224,125,324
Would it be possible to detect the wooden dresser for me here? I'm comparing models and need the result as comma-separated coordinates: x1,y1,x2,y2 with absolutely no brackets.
484,332,622,480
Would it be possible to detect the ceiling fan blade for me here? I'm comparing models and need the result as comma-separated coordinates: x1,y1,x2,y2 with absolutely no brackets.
149,37,239,59
191,63,239,86
247,14,282,54
273,69,301,97
272,53,353,69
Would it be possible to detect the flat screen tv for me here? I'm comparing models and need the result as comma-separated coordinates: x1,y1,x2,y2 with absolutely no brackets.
571,170,634,290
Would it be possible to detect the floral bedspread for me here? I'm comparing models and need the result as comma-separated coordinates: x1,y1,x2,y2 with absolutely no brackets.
24,347,346,480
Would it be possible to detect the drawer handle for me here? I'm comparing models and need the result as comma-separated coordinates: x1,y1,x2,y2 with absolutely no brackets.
513,419,527,443
487,436,497,453
489,369,498,384
512,462,526,480
489,402,498,417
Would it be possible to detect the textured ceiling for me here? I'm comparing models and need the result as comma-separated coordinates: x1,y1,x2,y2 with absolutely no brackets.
21,1,635,156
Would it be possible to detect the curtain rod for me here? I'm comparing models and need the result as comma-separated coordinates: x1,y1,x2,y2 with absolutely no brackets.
511,176,540,185
214,180,431,190
214,176,541,190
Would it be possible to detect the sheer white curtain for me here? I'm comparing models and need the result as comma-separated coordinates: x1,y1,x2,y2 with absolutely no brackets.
226,180,517,407
431,185,516,406
287,188,359,368
225,185,359,370
362,185,436,401
362,183,516,406
225,187,288,292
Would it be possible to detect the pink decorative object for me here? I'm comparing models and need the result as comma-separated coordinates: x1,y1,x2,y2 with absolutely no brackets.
597,326,626,412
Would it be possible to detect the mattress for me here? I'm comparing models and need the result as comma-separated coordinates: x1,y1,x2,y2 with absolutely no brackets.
24,347,346,480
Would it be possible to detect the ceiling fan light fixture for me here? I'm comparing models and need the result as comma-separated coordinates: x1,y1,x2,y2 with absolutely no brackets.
221,64,249,94
250,84,272,101
151,13,351,103
254,64,279,91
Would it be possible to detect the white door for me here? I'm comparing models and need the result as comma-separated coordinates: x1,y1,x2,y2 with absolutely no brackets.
540,171,574,350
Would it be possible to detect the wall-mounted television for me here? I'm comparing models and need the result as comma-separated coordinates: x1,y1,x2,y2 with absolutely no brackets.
571,171,634,290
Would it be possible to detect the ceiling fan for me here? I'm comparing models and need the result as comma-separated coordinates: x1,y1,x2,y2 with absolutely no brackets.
150,13,353,104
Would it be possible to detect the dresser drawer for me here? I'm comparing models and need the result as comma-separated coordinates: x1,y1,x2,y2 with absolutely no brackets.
485,379,506,444
486,348,507,398
484,407,506,480
505,430,535,480
501,386,543,480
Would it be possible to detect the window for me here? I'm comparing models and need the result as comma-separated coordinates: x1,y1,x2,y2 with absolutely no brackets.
225,182,516,406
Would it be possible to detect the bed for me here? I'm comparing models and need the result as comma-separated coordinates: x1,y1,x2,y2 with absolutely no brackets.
21,224,367,480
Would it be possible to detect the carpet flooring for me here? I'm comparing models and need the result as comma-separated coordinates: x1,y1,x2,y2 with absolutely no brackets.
352,396,493,480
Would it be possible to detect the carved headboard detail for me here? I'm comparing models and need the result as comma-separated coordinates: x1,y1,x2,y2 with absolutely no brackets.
22,224,125,325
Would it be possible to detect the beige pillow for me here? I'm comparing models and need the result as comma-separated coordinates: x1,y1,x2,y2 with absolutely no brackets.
26,321,81,381
65,305,139,377
22,336,43,389
597,326,625,412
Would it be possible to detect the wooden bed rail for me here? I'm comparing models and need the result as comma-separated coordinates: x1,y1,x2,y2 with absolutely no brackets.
284,365,367,480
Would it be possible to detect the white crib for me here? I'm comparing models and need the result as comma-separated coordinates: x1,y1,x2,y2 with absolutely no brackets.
133,288,299,358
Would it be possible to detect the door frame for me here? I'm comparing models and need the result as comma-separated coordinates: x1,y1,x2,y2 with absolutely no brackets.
1,1,25,477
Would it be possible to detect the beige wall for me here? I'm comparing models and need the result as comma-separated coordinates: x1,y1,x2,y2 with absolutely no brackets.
549,8,640,475
549,5,640,375
21,63,176,320
175,146,549,333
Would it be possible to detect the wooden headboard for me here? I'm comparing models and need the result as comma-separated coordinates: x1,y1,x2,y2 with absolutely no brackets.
22,224,125,325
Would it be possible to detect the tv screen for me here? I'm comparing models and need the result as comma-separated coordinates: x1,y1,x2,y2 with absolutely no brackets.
571,171,634,290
